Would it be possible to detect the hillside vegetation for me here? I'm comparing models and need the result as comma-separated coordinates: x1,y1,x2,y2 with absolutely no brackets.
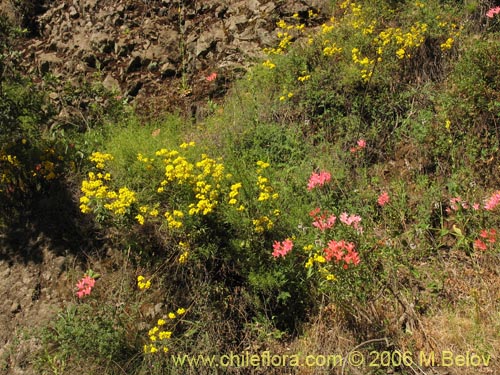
1,1,499,374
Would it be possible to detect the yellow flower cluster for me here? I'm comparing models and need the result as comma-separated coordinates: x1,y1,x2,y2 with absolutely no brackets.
164,210,184,229
256,161,278,202
305,252,326,268
262,59,276,69
228,182,242,205
135,205,160,225
0,153,20,191
178,241,190,264
144,308,186,354
297,74,311,82
352,47,375,82
155,145,226,217
0,153,18,166
253,216,274,233
373,22,428,61
264,17,306,57
80,153,136,217
323,41,342,57
279,91,294,101
103,187,136,215
89,151,113,169
137,275,151,290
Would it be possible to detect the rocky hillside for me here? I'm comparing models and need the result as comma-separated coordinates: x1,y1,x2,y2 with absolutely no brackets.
3,0,328,118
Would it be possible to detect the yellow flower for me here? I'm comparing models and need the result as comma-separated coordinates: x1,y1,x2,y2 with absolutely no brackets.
440,37,454,51
79,204,91,214
303,244,314,252
168,312,176,319
159,331,172,340
258,192,270,201
262,59,276,69
178,251,189,264
305,258,313,268
138,275,151,290
176,308,186,315
135,214,145,225
157,319,166,326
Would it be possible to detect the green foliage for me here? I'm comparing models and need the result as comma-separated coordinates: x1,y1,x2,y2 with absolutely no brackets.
36,304,135,373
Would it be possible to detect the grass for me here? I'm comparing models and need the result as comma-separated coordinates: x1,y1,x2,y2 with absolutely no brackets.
1,0,500,374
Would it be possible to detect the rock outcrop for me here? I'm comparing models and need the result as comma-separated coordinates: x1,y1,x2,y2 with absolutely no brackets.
2,0,329,118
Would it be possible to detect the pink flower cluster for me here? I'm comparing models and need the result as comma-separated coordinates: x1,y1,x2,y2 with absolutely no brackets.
350,139,366,153
272,239,294,258
309,208,336,231
307,171,331,190
339,212,363,233
484,190,500,211
323,240,360,268
486,6,500,18
206,72,217,82
76,275,96,298
377,191,390,206
474,228,497,251
446,196,480,214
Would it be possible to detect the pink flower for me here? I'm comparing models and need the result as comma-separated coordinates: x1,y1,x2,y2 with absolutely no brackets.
474,239,488,251
350,139,367,153
339,212,363,233
449,196,462,211
312,214,336,231
307,171,331,190
486,6,500,18
377,191,390,206
206,72,217,82
484,190,500,211
309,207,321,217
76,275,96,298
343,250,360,266
324,240,360,268
479,228,497,244
324,240,345,262
272,239,294,258
310,208,336,231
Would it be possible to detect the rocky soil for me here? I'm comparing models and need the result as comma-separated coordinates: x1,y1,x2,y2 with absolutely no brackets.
4,0,329,118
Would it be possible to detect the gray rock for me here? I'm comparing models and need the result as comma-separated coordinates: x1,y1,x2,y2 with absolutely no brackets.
10,302,21,314
126,55,142,73
68,5,79,19
103,74,121,92
37,52,62,74
160,62,176,77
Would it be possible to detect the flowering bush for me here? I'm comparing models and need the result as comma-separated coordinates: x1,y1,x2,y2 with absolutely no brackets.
272,170,365,285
